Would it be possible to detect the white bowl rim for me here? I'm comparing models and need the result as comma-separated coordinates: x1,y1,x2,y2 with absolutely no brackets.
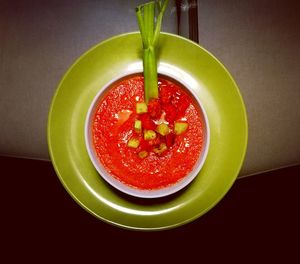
84,63,210,198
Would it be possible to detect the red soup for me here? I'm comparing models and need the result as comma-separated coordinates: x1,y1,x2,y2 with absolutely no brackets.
92,75,204,190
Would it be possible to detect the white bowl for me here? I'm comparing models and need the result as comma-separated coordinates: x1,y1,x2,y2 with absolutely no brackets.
85,64,210,198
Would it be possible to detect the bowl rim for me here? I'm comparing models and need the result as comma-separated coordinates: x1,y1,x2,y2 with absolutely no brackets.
84,64,210,198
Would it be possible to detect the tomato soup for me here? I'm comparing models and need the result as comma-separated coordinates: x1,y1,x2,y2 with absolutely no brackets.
92,75,204,190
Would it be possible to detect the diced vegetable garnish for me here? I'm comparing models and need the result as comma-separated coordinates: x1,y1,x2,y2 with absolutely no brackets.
156,123,170,136
138,150,148,159
134,120,142,132
127,138,140,148
116,110,133,126
153,143,167,154
136,102,148,113
174,122,188,135
144,130,156,140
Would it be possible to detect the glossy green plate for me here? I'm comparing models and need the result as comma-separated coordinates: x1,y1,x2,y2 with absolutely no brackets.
48,32,247,230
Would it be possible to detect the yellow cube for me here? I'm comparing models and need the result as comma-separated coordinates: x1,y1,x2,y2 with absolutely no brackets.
156,123,170,136
153,143,167,154
144,130,156,140
174,122,188,135
134,120,142,132
127,138,140,148
136,102,147,114
138,151,148,159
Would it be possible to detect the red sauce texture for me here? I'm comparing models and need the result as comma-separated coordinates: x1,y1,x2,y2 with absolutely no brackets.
92,75,204,190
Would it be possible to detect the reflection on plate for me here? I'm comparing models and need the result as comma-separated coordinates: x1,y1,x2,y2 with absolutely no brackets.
47,32,247,230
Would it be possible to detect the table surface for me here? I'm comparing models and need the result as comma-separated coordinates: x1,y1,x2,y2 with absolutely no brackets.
0,0,300,176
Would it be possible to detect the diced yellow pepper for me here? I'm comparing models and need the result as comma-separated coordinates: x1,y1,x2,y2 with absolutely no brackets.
144,130,156,140
138,151,148,159
136,102,147,114
153,143,167,154
134,120,142,132
174,122,188,135
156,123,170,136
127,138,140,148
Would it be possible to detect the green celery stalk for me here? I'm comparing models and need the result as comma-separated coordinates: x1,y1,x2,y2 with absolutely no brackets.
136,0,169,103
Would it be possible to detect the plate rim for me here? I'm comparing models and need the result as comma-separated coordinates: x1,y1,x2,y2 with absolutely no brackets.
47,31,248,231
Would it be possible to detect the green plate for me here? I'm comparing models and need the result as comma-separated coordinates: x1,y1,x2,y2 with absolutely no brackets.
48,32,247,230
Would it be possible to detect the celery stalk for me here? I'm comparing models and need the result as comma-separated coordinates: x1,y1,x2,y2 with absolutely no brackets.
136,0,169,103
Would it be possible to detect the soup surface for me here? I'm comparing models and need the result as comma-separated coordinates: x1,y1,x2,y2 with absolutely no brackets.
92,75,204,190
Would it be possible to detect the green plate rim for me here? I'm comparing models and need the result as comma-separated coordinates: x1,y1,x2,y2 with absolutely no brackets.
47,32,248,231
